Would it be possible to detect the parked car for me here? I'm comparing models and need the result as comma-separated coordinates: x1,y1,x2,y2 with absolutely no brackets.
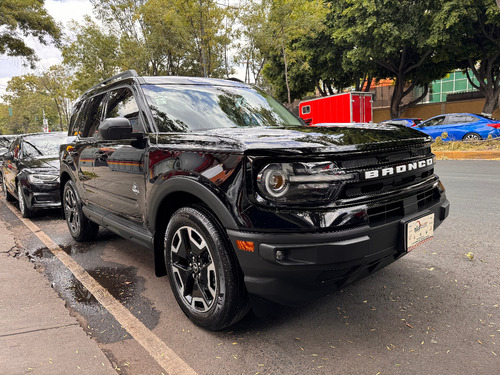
415,113,500,141
60,70,449,330
0,135,17,178
2,132,67,217
379,118,422,127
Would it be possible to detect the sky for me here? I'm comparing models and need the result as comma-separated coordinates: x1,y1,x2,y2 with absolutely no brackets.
0,0,95,98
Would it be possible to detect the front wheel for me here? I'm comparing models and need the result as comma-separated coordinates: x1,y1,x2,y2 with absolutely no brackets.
17,183,32,218
2,176,14,202
63,180,99,241
462,132,481,141
165,206,249,330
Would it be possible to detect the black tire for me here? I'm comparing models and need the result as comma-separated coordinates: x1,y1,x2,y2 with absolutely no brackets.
63,180,99,241
2,175,14,202
462,132,481,141
17,183,32,218
164,206,249,330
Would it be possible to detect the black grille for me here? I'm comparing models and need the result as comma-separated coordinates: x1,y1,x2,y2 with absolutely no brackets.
366,187,441,226
335,144,434,199
367,201,404,225
417,187,440,209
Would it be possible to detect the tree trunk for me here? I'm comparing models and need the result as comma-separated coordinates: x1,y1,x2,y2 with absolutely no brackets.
390,77,405,118
482,91,499,116
282,44,291,106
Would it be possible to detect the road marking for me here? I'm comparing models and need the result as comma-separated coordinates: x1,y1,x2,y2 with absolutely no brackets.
4,203,197,375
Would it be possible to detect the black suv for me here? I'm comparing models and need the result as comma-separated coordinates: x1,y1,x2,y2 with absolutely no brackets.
60,71,449,330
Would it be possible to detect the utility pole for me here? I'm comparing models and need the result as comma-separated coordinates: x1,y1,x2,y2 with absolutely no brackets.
42,109,48,133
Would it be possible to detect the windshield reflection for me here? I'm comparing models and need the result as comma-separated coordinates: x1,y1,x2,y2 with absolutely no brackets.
142,84,303,132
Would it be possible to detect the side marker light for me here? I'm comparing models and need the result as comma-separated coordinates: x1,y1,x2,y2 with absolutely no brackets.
236,240,254,252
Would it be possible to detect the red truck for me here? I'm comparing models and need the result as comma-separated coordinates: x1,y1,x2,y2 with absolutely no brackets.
299,92,373,125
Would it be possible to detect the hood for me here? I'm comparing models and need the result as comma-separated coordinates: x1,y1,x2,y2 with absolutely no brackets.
20,156,60,173
155,124,431,155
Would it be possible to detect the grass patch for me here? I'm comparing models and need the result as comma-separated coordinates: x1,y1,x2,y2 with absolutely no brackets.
431,134,500,152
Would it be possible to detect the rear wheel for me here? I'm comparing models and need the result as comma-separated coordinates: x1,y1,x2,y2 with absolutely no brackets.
17,183,32,218
63,180,99,241
165,206,249,330
462,132,481,141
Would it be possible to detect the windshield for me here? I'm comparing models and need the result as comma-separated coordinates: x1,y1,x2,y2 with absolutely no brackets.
22,134,66,158
142,84,303,132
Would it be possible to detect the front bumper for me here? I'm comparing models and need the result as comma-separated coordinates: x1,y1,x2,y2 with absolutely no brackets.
228,193,449,307
22,183,61,211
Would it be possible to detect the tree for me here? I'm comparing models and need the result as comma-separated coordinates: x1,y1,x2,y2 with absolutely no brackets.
440,0,500,115
0,0,61,68
62,16,120,94
38,66,76,131
90,0,236,78
262,0,328,106
2,75,56,134
332,0,455,118
236,1,271,85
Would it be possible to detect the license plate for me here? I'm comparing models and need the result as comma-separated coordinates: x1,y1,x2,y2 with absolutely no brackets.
406,213,434,252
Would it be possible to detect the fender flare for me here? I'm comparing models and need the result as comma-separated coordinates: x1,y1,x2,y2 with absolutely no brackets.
147,177,239,231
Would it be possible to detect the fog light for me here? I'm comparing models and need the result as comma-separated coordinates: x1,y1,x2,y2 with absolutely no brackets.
275,250,286,261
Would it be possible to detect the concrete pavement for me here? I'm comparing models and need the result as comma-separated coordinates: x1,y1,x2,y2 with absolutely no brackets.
0,217,117,374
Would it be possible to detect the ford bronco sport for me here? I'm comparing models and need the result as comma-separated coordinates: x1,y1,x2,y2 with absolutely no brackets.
60,70,449,330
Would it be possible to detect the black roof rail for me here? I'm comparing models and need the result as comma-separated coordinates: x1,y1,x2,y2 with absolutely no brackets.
85,70,139,93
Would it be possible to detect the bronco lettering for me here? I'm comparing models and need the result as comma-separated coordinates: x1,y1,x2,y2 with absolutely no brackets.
364,158,434,180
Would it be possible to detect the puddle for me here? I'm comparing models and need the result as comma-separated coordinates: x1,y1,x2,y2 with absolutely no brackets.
68,267,136,306
58,266,160,344
30,247,55,260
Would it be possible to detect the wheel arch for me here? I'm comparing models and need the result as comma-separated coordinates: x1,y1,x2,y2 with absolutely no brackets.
149,177,240,277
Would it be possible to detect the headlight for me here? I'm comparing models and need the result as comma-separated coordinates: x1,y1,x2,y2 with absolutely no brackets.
28,174,59,184
256,162,354,205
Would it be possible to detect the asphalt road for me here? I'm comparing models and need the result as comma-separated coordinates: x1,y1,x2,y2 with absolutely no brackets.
1,160,499,375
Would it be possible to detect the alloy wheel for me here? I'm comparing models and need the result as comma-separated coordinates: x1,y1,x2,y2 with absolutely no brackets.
17,184,26,214
170,226,217,313
64,186,81,235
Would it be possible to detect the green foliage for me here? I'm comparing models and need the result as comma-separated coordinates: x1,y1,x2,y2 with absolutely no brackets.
87,0,236,79
62,16,120,93
436,0,500,114
0,0,61,68
1,69,73,134
235,1,270,85
260,0,329,105
331,0,456,118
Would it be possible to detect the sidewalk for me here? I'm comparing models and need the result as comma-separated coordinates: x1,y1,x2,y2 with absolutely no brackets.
0,218,117,374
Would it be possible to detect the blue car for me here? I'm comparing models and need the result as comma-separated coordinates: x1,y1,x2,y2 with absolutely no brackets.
380,118,422,127
415,113,500,141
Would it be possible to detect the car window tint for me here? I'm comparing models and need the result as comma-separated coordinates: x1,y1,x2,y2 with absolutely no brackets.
448,115,471,124
104,88,143,133
80,94,106,138
424,116,445,127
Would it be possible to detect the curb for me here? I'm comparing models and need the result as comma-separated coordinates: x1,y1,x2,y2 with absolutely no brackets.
433,150,500,160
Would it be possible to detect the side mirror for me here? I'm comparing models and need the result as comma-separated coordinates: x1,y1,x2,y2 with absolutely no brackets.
98,118,133,140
